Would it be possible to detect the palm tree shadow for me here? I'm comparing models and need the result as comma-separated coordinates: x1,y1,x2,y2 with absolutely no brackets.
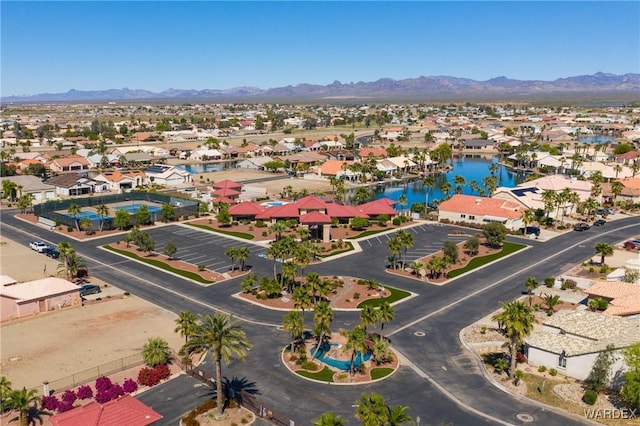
28,406,52,425
200,376,260,403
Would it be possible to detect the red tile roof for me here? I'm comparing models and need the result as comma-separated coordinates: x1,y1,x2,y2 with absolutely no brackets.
296,195,328,209
438,194,523,219
229,202,265,216
256,203,300,219
212,187,240,197
326,203,368,218
358,147,388,158
212,179,242,189
299,211,332,224
49,394,162,426
357,198,397,216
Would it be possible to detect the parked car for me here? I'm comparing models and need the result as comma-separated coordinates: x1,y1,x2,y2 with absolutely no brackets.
79,284,101,296
596,208,608,217
43,247,60,258
624,240,640,250
593,219,606,226
29,241,49,253
519,226,540,236
573,223,591,231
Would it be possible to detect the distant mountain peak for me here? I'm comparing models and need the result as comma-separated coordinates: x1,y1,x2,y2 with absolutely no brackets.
2,73,638,103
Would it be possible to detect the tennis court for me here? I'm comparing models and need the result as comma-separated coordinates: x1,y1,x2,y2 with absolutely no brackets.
63,211,103,221
113,203,163,214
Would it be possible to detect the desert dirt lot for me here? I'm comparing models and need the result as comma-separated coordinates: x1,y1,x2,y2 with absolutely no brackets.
0,237,183,392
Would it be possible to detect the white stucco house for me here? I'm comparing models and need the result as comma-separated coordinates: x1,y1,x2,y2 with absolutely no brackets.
143,164,192,186
525,310,638,386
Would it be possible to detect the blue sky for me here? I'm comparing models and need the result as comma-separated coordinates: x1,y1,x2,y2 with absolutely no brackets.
2,1,639,96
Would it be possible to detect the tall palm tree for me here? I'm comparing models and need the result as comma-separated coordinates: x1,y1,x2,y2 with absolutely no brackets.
283,310,304,352
521,209,535,234
594,242,614,266
340,326,367,376
174,311,198,344
524,276,539,306
313,412,347,426
7,387,39,426
67,203,82,232
182,314,252,417
269,220,288,241
359,305,378,333
142,337,171,367
491,300,536,379
397,194,408,212
610,180,624,202
58,251,85,280
371,337,391,366
541,189,557,219
96,204,109,232
388,236,402,270
377,301,395,338
386,404,415,426
225,247,238,271
57,241,74,274
453,174,466,194
311,300,333,359
292,286,313,326
354,393,388,426
305,272,323,303
396,230,414,270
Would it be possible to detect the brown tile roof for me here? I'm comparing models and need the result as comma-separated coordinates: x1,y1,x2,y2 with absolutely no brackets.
51,155,90,167
438,194,523,219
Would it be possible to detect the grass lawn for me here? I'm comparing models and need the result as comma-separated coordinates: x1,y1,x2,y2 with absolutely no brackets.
357,286,411,308
103,245,214,284
296,366,334,382
447,241,526,278
370,367,394,380
185,223,254,240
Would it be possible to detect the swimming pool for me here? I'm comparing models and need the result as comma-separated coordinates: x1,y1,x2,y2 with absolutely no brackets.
261,201,286,207
312,342,371,371
114,203,162,214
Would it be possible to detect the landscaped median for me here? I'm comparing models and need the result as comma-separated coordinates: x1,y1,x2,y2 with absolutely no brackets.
103,243,224,284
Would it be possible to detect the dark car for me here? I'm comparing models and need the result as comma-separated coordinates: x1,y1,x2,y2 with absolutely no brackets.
43,247,60,259
79,284,101,296
593,219,606,226
519,226,540,236
573,223,591,231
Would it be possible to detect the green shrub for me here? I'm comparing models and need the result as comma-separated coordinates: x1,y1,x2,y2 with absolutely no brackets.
549,368,558,376
392,217,401,226
353,292,360,299
582,389,598,405
67,226,74,232
198,264,206,271
564,279,577,290
262,231,268,237
544,277,555,288
538,365,547,372
124,291,130,296
256,220,266,228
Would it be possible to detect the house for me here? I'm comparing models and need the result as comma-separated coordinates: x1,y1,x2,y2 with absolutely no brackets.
461,139,497,152
192,148,223,161
94,170,146,193
602,178,640,204
358,147,388,158
437,194,524,230
236,156,272,170
0,275,81,322
143,164,192,187
0,175,56,202
49,156,91,173
316,160,357,180
584,281,640,319
525,309,638,384
49,394,162,426
45,173,109,197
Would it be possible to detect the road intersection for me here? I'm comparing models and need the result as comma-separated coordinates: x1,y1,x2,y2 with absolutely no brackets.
2,210,639,425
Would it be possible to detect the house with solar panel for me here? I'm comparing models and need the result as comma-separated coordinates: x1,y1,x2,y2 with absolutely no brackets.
143,164,192,186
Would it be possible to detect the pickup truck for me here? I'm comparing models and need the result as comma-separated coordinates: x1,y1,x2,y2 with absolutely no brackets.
29,241,50,253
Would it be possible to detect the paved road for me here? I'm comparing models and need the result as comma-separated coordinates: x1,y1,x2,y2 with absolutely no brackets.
3,211,639,425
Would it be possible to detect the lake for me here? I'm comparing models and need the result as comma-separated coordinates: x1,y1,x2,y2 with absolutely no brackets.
577,135,616,144
176,163,227,173
363,155,528,208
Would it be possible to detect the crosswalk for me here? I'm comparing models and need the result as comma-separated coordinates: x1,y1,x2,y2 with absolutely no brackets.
145,226,268,274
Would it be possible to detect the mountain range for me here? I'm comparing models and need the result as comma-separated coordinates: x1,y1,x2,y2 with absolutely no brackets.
3,72,639,103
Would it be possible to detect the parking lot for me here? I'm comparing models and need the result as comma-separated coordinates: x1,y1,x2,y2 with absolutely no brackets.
144,225,269,274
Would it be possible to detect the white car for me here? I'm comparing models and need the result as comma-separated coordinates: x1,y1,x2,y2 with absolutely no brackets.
29,241,49,253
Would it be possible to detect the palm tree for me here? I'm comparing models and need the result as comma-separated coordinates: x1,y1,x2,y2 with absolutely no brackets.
79,216,92,234
340,326,367,375
269,220,288,241
283,310,304,352
397,194,408,213
142,337,171,367
491,300,536,379
67,203,82,232
313,412,347,426
542,293,561,316
524,276,539,306
359,305,378,333
311,300,333,359
453,174,466,194
58,251,85,280
371,337,391,365
174,311,198,344
610,180,624,202
96,204,109,232
292,286,313,326
396,229,414,270
387,236,402,270
57,241,74,274
225,247,238,271
377,301,395,338
409,260,423,277
386,404,415,426
354,393,388,426
541,189,557,219
521,209,535,235
594,242,614,266
182,314,252,417
6,387,39,426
